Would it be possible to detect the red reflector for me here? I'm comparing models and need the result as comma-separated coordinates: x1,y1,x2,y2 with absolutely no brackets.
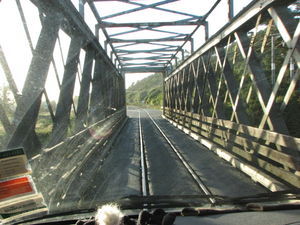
0,177,33,200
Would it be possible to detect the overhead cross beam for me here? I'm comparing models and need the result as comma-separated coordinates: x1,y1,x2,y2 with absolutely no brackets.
122,67,166,73
87,1,123,69
99,20,203,28
88,0,223,73
87,0,209,72
116,48,177,54
119,56,171,61
98,0,178,20
109,26,189,38
123,62,166,66
117,0,202,20
110,37,187,43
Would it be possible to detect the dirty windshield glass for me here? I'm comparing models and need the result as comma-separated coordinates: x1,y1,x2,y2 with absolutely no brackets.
0,0,299,224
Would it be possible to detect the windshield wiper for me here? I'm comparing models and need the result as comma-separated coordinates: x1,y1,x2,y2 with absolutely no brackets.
217,190,300,205
116,194,227,209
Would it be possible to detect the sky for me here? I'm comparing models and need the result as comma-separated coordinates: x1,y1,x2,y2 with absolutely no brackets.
0,0,252,102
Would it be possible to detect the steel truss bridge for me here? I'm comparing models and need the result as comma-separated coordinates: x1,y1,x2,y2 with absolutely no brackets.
0,0,299,212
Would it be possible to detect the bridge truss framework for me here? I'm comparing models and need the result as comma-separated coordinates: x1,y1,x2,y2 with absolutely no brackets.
163,0,300,189
0,0,299,191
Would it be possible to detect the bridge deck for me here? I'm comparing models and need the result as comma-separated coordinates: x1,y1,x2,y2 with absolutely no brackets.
55,107,267,210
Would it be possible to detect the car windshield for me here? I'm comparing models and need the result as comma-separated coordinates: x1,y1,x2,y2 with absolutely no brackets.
0,0,299,224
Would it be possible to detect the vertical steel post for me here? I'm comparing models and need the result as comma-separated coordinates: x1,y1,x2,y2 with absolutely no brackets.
110,51,114,60
190,38,194,53
228,0,234,21
75,47,94,131
104,41,108,52
95,24,100,39
163,71,166,116
102,68,109,117
121,71,126,113
271,35,275,85
79,0,85,18
90,58,106,123
204,21,209,41
50,35,82,145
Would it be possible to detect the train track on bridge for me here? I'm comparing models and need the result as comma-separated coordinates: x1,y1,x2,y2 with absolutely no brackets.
46,107,267,211
138,109,215,204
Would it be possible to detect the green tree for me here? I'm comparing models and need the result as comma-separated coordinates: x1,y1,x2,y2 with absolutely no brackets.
126,73,163,107
0,85,15,115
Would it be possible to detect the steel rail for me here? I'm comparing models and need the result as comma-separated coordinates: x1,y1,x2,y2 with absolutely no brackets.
138,111,149,197
143,109,215,204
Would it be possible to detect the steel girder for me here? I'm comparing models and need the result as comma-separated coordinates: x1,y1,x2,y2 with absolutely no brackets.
0,0,125,158
163,0,300,188
84,0,225,73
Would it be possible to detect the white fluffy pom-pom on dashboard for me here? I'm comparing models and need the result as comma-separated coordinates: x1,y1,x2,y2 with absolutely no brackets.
95,204,124,225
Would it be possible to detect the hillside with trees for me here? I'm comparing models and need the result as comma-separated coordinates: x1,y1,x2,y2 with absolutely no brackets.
126,73,163,107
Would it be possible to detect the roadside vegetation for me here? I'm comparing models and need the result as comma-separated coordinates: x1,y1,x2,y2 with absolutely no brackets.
0,88,77,149
126,73,163,109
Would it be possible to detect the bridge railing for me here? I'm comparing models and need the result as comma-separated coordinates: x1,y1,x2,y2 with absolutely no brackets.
163,0,300,189
30,108,126,210
0,0,126,159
